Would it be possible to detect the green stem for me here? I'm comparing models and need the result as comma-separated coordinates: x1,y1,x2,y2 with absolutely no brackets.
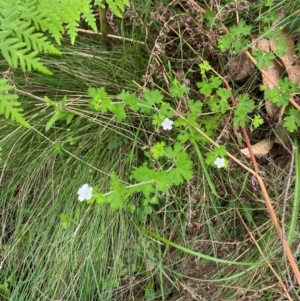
135,224,262,266
101,180,155,197
191,140,221,198
287,135,300,244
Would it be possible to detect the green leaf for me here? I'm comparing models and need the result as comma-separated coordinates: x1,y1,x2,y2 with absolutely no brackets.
203,9,215,27
274,37,288,57
107,172,127,210
111,103,126,121
83,3,98,33
208,88,231,113
169,79,189,98
218,20,252,52
149,196,159,204
174,117,188,128
261,11,277,23
145,280,155,301
279,77,299,94
60,214,69,229
14,20,61,54
252,49,275,69
283,108,300,132
238,94,254,111
143,89,163,106
45,112,67,132
133,182,154,198
230,20,252,37
150,141,166,159
199,60,212,75
152,114,163,127
66,113,75,124
205,146,227,165
88,86,108,99
164,142,194,184
96,193,106,204
131,163,156,182
210,76,222,89
231,37,249,52
0,79,30,128
117,90,139,111
197,75,222,96
155,171,173,192
177,127,207,144
197,81,213,96
264,78,298,106
44,95,55,106
264,87,284,105
187,99,203,114
102,0,129,18
185,112,200,128
160,102,173,117
218,35,232,52
252,114,264,128
0,282,10,298
126,203,136,213
202,114,222,136
233,94,254,127
89,87,113,112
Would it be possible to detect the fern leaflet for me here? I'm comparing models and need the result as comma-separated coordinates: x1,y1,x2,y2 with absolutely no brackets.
0,79,30,128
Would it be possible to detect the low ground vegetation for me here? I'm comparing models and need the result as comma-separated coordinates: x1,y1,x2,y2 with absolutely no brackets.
1,1,300,300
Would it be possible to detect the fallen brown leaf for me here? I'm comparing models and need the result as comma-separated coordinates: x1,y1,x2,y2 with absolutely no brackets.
253,38,282,120
270,29,300,86
226,53,254,82
240,138,275,158
252,11,300,121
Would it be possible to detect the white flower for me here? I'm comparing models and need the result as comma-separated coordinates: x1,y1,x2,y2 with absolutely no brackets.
77,184,93,202
214,157,225,168
161,118,173,130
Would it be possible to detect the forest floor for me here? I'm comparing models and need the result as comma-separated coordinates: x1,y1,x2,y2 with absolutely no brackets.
1,1,300,300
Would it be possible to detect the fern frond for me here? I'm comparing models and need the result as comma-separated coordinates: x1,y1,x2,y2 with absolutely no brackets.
0,29,13,41
17,49,53,74
19,0,64,46
20,0,65,44
1,38,26,65
0,0,101,73
61,2,85,44
14,20,61,54
115,0,130,12
82,1,98,33
95,0,129,18
1,38,52,74
0,79,30,128
0,1,20,27
34,0,97,44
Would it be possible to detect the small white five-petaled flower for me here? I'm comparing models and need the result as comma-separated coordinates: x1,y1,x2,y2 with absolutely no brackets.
214,157,225,168
77,184,93,202
161,118,173,130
